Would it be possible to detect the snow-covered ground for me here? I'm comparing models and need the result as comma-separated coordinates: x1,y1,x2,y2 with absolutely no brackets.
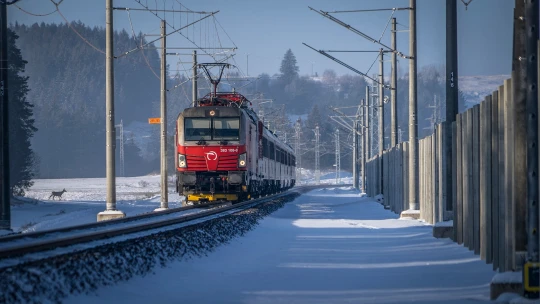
66,187,496,304
10,175,184,233
9,169,350,234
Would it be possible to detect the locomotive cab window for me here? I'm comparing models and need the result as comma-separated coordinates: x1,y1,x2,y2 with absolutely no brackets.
213,118,240,140
184,117,240,141
185,118,211,141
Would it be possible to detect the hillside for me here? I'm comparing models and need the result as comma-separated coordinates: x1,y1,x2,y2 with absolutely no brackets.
459,74,510,108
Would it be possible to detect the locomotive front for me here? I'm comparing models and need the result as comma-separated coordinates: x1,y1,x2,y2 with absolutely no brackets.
175,105,250,204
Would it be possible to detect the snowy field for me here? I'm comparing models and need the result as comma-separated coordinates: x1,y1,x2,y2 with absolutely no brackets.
9,169,349,234
65,186,497,304
10,175,184,233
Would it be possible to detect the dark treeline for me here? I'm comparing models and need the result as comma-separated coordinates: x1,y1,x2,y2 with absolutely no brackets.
12,22,166,178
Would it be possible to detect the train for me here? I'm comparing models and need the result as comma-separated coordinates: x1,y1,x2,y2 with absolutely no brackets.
174,64,296,205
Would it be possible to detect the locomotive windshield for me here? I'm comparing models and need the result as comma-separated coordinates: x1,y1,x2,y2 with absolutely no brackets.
213,118,240,140
184,117,240,141
185,118,211,141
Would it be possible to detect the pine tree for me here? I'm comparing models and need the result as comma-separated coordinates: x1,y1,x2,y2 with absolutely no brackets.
8,29,37,196
279,49,299,84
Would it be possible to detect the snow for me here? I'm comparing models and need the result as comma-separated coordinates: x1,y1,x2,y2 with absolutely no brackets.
435,220,454,227
10,175,184,233
9,169,349,234
459,75,510,107
66,186,496,304
491,271,523,284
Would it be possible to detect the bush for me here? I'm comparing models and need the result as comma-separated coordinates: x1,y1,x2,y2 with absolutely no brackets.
138,180,149,187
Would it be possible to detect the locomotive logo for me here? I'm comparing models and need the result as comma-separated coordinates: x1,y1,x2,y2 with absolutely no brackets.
205,151,218,160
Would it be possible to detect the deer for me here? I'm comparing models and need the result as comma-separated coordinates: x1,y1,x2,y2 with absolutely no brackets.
49,189,67,200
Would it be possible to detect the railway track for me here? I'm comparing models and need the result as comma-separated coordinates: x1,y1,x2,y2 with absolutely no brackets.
0,185,333,263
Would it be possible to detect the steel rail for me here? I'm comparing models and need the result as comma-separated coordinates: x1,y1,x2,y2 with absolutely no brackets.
0,200,225,243
0,185,332,260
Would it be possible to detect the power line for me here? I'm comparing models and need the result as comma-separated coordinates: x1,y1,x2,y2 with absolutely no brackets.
113,7,210,13
309,6,411,59
115,11,218,59
133,0,218,59
326,7,411,13
303,42,387,87
55,5,106,54
124,9,160,79
13,3,57,16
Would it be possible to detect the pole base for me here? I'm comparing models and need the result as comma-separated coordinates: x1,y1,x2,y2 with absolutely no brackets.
400,209,420,220
97,210,126,222
490,271,523,300
154,207,169,212
432,222,454,239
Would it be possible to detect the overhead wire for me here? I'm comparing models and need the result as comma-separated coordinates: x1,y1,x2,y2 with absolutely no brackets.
125,9,160,79
379,9,396,42
54,4,106,54
13,3,57,16
116,11,217,59
133,0,217,60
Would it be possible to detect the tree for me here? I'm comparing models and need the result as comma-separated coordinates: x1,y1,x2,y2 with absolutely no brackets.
8,29,37,196
322,69,337,86
279,49,299,84
12,23,161,178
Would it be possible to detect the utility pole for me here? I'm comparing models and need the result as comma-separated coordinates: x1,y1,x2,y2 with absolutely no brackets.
192,50,197,107
0,1,9,230
361,98,367,192
353,119,359,189
406,0,419,213
378,49,384,193
391,17,398,147
364,85,372,161
98,0,125,221
335,129,340,184
524,0,539,298
157,20,168,211
115,120,124,177
445,0,458,219
314,125,320,184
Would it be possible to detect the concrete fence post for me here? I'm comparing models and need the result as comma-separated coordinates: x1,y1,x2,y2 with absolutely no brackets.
498,84,507,272
434,125,441,224
404,142,409,212
456,113,464,245
452,120,458,241
463,109,471,249
480,96,493,263
503,77,515,271
420,138,425,221
473,104,481,255
491,89,500,270
438,122,446,222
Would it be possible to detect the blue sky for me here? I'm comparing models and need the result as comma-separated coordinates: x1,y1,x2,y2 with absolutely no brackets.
9,0,513,77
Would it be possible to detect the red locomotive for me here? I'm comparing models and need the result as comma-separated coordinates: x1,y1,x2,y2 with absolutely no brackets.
175,63,296,205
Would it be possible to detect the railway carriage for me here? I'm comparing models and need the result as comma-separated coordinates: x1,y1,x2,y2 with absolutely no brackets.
175,90,295,205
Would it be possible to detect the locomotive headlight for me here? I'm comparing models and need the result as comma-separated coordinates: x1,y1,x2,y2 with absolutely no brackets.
238,153,247,167
178,154,187,168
